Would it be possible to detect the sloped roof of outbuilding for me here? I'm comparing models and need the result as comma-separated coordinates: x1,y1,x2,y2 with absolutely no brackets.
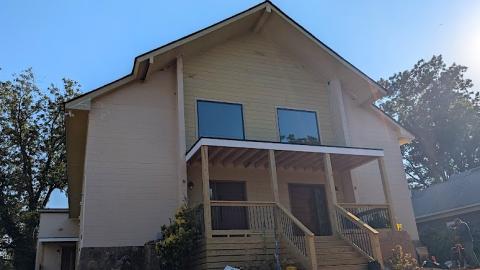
412,167,480,220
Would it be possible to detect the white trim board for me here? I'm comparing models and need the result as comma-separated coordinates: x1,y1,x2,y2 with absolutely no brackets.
38,237,79,243
416,203,480,223
186,138,384,161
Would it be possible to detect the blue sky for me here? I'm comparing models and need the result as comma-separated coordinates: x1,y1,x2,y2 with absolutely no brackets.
1,0,479,208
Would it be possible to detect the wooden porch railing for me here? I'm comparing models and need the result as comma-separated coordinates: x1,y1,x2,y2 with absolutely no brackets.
209,201,317,270
339,203,392,229
334,204,383,265
275,203,317,270
210,201,276,236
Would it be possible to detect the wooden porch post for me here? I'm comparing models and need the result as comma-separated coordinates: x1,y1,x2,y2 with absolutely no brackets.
268,150,280,203
377,156,397,229
323,153,338,232
201,146,212,238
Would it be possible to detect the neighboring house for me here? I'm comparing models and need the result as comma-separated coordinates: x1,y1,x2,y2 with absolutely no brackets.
35,209,78,270
35,2,419,269
412,167,480,259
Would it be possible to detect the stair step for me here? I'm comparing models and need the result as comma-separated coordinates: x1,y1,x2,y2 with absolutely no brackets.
314,238,344,242
315,242,352,248
313,236,368,269
314,236,337,241
316,246,356,253
317,257,368,266
316,251,363,259
318,263,368,270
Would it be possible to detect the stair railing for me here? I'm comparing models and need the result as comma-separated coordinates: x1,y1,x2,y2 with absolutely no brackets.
334,204,383,266
207,201,317,269
338,203,392,229
275,203,317,270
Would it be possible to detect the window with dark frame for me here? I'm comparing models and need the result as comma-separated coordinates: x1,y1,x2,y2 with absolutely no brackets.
197,100,245,140
277,108,321,145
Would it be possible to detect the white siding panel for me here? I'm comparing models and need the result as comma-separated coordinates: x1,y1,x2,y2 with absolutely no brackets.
343,92,419,239
82,68,179,247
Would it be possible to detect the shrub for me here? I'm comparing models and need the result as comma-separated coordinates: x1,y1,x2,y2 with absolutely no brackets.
155,204,202,270
386,245,421,270
418,226,453,263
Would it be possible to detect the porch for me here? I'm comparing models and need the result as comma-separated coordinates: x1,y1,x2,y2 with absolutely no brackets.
186,138,396,269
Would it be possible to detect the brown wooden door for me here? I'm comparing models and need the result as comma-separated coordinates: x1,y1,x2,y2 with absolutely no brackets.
210,181,248,230
289,184,332,236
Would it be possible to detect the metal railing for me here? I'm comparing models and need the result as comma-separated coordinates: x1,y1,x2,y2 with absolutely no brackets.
339,203,392,229
334,204,383,264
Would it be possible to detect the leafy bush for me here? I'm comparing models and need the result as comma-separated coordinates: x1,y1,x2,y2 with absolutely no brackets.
418,226,454,263
155,204,202,270
386,245,421,270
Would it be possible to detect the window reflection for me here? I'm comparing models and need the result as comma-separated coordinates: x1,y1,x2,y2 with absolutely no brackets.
277,108,320,144
197,100,244,140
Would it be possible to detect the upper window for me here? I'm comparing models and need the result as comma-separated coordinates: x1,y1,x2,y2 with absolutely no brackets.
197,100,245,140
277,108,320,144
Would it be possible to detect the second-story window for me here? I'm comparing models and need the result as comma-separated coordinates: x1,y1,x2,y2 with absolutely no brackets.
277,108,321,144
197,100,245,140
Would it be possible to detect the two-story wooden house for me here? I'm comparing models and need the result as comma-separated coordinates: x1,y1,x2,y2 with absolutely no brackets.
35,2,419,269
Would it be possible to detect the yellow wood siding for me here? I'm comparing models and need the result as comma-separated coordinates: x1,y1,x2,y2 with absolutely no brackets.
184,33,334,149
187,165,350,209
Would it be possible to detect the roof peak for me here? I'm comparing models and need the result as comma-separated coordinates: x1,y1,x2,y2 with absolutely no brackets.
65,0,387,110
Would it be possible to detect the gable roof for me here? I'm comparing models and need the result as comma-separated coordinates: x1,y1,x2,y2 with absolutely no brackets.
412,167,480,221
65,1,388,110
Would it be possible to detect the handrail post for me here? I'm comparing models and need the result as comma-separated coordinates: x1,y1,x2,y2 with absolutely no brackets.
323,153,338,233
370,233,384,268
201,146,212,238
273,204,281,236
377,157,397,230
268,150,280,203
306,234,318,270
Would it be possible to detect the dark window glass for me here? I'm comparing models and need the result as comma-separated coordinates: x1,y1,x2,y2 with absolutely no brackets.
210,181,248,230
197,100,244,140
277,108,320,144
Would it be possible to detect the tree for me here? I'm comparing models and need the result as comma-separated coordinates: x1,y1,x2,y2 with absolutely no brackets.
0,69,80,269
378,55,480,188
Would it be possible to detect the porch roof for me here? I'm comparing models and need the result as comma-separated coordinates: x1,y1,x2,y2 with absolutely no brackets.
186,138,384,171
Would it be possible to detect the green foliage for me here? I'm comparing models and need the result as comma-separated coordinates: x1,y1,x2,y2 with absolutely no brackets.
418,217,480,264
155,205,202,270
0,69,80,269
280,134,321,145
386,245,421,270
378,55,480,188
418,225,454,263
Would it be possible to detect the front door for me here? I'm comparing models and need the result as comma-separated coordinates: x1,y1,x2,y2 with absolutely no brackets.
289,184,332,236
210,181,248,230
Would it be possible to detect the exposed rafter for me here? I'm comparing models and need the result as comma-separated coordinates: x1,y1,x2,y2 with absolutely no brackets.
252,5,272,33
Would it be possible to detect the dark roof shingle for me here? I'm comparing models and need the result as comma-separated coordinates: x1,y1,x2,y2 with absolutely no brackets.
412,167,480,217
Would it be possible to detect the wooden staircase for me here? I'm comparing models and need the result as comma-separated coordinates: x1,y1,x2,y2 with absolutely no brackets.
315,236,369,270
196,202,386,270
